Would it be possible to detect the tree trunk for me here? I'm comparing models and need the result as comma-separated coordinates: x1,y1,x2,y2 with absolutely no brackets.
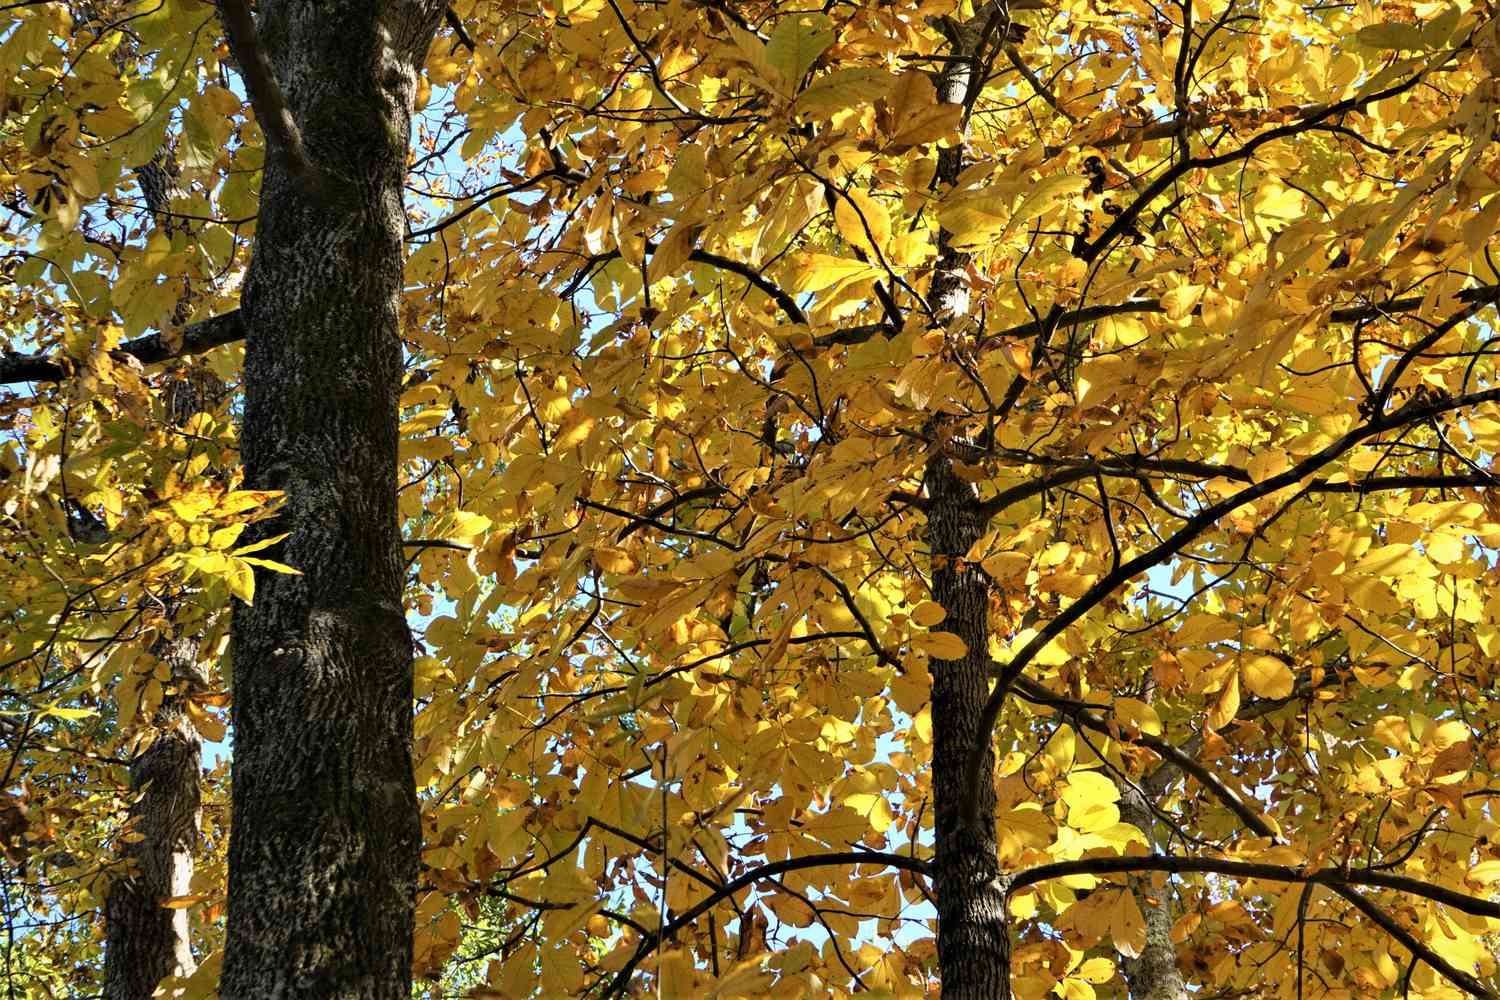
925,459,1010,1000
102,635,203,1000
923,9,1014,998
103,365,223,1000
1118,790,1189,1000
219,1,441,996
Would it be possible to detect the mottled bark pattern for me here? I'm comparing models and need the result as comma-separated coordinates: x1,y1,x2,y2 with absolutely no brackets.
924,14,1013,997
104,369,221,1000
221,1,442,996
924,458,1010,1000
1118,790,1189,1000
103,639,202,1000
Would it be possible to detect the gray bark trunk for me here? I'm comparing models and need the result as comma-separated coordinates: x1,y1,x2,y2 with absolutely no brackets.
1118,790,1189,1000
924,13,1013,999
102,637,203,1000
925,459,1010,1000
103,367,222,1000
219,1,441,996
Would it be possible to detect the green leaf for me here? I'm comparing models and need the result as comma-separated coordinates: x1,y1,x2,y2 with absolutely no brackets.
1356,22,1424,51
766,13,833,87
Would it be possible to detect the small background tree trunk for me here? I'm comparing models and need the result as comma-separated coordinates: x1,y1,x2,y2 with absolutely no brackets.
102,634,203,1000
1118,789,1190,1000
103,362,223,1000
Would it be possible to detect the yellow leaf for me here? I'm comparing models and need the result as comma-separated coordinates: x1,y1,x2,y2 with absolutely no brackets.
1353,543,1435,579
1242,654,1295,699
998,803,1055,860
843,791,894,833
648,218,701,284
729,26,785,94
1007,174,1087,237
170,493,215,522
1252,182,1304,227
1114,697,1162,736
239,557,301,575
185,700,227,742
981,550,1032,582
788,253,878,293
834,189,891,255
593,546,638,574
1077,957,1115,984
39,702,96,721
1176,613,1238,646
1161,284,1204,320
161,894,215,909
226,560,255,605
885,69,938,117
1057,978,1097,1000
210,523,246,550
909,600,946,627
913,631,967,659
765,12,833,86
1061,771,1121,832
1207,671,1239,731
710,957,775,997
584,193,613,255
449,511,491,542
1111,890,1147,958
792,67,895,117
1059,770,1119,811
884,71,963,148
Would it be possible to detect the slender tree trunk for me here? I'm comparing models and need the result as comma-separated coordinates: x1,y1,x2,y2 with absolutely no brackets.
925,13,1011,998
925,459,1009,999
1118,790,1189,1000
103,365,222,1000
102,636,202,1000
219,1,441,995
1118,682,1190,1000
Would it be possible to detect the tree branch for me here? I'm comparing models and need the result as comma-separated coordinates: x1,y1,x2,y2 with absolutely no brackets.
443,7,475,52
216,0,325,194
1,311,246,387
1009,853,1500,920
1011,675,1276,839
601,850,929,997
1332,886,1496,999
963,381,1500,826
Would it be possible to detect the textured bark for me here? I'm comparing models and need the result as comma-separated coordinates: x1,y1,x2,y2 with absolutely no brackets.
103,368,222,1000
102,636,203,1000
1117,790,1189,1000
219,1,442,996
925,459,1009,1000
922,10,1013,998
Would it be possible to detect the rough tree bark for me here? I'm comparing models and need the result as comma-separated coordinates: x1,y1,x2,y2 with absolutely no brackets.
1118,790,1190,1000
924,10,1011,997
925,459,1010,998
217,0,443,996
103,363,223,1000
102,633,204,1000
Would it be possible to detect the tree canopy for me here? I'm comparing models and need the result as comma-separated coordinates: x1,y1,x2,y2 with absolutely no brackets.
8,0,1500,996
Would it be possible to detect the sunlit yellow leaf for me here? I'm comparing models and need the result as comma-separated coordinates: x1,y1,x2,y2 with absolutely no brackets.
834,189,891,255
913,631,967,659
1242,654,1295,699
1114,697,1162,736
909,600,946,627
788,253,879,293
593,546,638,574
